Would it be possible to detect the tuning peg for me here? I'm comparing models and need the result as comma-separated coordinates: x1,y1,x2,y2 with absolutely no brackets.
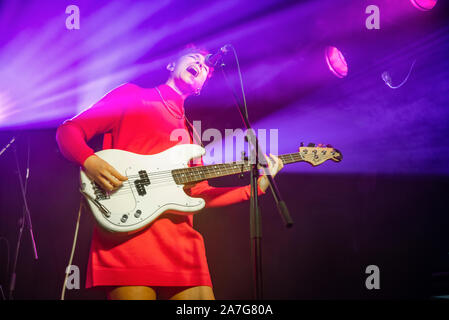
326,144,333,148
307,143,315,147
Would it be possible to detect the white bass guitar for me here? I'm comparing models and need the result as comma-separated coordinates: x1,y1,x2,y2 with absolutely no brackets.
80,143,342,232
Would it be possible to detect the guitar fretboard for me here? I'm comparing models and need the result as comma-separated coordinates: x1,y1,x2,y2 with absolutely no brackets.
172,152,304,185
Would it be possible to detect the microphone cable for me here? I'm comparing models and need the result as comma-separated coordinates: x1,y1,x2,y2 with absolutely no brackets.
219,44,249,120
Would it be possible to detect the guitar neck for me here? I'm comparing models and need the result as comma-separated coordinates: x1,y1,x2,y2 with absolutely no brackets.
172,153,303,185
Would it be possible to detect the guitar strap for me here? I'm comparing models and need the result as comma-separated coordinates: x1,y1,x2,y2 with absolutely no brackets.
60,195,84,300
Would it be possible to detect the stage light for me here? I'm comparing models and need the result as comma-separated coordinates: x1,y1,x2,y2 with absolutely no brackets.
410,0,438,11
0,0,238,128
325,46,348,79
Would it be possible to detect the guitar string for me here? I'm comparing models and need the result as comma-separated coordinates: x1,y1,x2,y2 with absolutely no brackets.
111,162,253,182
92,161,255,196
110,159,266,183
93,169,322,198
94,167,283,198
92,167,243,195
101,165,251,194
91,153,308,195
111,152,304,180
104,161,252,182
121,164,245,179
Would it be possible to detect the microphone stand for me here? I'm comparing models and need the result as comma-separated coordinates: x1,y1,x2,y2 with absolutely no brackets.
217,46,293,300
7,135,38,300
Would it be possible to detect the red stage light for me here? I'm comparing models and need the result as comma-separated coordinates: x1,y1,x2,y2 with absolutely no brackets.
410,0,438,11
325,46,348,79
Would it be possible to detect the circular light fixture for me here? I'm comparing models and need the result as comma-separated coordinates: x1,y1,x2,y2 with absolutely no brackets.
325,46,348,78
410,0,437,11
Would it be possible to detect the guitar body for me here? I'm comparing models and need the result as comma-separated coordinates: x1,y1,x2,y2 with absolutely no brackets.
80,144,206,233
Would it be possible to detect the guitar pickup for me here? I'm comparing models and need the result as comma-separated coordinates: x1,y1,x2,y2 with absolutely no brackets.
138,170,150,185
135,170,150,196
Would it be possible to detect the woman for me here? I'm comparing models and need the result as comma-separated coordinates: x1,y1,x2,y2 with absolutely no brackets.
56,45,283,300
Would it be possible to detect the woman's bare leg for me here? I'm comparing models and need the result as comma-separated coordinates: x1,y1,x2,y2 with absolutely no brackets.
158,286,215,300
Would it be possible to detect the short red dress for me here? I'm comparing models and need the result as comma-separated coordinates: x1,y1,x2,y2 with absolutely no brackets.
56,83,263,288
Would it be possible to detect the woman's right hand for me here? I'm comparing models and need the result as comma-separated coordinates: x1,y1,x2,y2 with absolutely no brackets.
83,155,128,191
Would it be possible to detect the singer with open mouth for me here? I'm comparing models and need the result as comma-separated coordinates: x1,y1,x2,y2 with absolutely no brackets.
56,45,283,300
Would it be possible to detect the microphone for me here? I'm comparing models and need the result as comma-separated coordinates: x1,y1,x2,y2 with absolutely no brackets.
205,44,232,67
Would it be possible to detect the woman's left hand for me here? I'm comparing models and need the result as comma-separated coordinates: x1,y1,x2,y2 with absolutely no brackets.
258,153,284,193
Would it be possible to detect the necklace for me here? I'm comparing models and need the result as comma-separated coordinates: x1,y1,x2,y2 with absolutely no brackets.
155,87,185,120
155,86,204,147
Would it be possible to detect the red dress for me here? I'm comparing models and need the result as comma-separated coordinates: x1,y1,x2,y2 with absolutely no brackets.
56,83,264,288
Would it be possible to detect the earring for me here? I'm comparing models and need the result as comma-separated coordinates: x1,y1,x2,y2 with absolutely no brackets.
166,63,175,72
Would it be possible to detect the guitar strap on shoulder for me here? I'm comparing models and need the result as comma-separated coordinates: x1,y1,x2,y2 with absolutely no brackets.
60,195,84,300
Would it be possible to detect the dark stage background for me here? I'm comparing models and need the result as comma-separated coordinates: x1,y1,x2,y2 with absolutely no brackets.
0,129,448,300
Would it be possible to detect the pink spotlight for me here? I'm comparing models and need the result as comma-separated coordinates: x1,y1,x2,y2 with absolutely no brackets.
410,0,437,11
325,46,348,79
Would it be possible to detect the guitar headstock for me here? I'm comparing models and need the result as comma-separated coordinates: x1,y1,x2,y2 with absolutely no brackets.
299,143,343,166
